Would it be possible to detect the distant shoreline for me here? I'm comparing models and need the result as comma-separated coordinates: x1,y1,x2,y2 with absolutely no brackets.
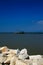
0,32,43,34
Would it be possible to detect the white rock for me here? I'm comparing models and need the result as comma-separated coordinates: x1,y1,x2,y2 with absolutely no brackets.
9,49,20,55
29,55,43,65
0,46,9,53
29,55,42,60
10,56,32,65
0,54,7,63
18,48,29,60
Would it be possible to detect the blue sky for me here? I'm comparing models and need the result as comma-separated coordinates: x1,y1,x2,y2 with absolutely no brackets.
0,0,43,32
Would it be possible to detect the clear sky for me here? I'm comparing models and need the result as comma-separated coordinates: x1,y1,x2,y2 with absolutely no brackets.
0,0,43,32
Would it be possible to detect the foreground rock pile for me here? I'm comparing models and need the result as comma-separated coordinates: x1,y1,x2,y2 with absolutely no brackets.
0,46,43,65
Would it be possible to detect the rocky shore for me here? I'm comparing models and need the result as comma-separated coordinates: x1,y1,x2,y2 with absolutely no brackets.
0,46,43,65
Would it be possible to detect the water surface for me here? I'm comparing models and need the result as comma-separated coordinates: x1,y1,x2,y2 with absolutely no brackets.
0,33,43,55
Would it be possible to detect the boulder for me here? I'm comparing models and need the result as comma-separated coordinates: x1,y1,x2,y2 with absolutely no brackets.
18,48,29,60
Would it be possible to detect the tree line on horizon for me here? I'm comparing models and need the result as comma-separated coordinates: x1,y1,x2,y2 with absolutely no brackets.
15,32,43,34
0,32,43,34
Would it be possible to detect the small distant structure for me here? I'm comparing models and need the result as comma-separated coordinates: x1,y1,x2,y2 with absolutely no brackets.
16,31,25,34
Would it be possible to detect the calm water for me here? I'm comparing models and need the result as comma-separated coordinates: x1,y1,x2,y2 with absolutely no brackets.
0,33,43,55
